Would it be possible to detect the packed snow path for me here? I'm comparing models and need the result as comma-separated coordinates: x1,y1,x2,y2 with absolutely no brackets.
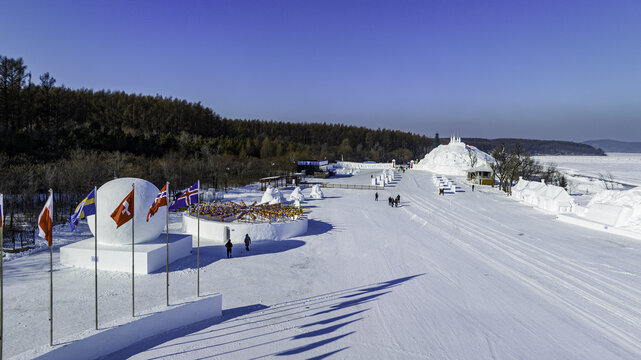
119,170,641,359
4,170,641,359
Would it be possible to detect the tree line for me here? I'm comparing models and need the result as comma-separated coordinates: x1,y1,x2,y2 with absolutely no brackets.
0,55,434,246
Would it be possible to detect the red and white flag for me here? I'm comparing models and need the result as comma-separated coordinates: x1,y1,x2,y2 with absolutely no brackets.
147,183,168,221
38,193,54,246
111,189,134,228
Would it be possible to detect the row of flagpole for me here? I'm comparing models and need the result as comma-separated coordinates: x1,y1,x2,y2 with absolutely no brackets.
0,180,201,356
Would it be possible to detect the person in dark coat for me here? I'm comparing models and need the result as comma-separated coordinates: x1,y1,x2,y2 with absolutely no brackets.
395,194,400,207
244,233,251,251
375,192,379,201
225,239,233,258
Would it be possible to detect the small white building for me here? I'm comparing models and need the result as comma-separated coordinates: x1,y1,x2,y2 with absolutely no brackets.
466,164,493,185
512,177,575,214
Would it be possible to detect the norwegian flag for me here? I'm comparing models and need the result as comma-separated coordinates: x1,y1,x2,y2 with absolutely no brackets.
168,181,199,211
147,183,168,221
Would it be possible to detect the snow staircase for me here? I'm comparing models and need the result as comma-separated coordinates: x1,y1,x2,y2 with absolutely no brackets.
432,175,464,194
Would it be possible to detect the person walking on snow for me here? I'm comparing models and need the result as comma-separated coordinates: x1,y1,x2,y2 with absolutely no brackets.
375,192,379,201
225,239,233,258
244,233,251,251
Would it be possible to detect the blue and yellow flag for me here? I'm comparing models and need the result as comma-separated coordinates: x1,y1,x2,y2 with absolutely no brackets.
69,188,96,231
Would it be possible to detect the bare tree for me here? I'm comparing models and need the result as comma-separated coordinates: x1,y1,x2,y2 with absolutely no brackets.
598,171,617,190
490,145,509,191
467,146,478,169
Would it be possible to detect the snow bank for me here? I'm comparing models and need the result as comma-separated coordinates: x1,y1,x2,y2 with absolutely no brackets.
583,187,641,228
414,137,494,176
334,167,358,175
335,161,394,170
309,184,324,199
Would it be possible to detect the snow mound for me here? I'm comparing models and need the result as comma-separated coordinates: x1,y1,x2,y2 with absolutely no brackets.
584,187,641,228
261,186,285,204
288,187,305,202
414,136,494,176
309,184,324,199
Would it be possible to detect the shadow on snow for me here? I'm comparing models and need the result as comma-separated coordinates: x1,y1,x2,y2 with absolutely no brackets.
111,273,423,359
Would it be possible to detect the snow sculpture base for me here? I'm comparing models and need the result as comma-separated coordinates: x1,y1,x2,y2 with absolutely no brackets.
60,234,192,274
182,214,308,245
27,294,222,360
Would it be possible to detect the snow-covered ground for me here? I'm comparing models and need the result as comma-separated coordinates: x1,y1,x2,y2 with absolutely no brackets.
535,153,641,197
4,167,641,359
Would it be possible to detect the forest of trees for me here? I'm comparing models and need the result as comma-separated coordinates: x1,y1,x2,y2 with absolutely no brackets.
0,55,601,246
464,138,605,156
0,55,434,246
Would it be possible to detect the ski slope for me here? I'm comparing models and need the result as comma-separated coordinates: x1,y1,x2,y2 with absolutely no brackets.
4,169,641,359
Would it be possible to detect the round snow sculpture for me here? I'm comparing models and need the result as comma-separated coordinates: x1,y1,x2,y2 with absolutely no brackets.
87,178,164,245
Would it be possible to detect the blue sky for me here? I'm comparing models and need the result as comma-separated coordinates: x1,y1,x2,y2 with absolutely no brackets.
2,0,640,141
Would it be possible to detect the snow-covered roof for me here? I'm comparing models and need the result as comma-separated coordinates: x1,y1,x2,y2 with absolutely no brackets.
468,164,492,173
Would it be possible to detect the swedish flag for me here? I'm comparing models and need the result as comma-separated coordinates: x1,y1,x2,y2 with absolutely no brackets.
69,188,97,231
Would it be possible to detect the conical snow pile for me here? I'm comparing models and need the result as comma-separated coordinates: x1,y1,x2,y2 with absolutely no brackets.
309,184,324,199
288,186,305,202
415,136,494,176
261,185,286,204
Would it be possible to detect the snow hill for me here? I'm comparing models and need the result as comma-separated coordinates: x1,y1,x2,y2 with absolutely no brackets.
414,136,494,176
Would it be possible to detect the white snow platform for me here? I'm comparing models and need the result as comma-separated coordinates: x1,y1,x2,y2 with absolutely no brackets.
25,294,222,360
60,234,192,274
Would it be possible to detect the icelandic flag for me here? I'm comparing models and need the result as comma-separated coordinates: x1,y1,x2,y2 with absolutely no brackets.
168,181,199,211
147,183,168,221
69,188,97,232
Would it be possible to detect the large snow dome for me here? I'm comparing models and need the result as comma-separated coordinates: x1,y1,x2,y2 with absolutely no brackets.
87,177,165,245
414,136,494,176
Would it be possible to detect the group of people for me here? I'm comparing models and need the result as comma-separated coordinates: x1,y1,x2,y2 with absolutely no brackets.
224,233,252,258
375,192,400,207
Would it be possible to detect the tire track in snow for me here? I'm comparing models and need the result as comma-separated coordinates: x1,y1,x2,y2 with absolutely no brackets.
400,172,641,356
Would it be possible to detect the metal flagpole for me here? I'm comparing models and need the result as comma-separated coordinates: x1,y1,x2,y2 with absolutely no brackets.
197,180,200,297
94,186,98,330
1,195,4,359
49,188,53,347
132,183,135,317
166,181,170,307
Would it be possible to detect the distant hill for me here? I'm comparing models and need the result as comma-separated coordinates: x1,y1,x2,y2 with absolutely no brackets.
582,139,641,153
460,138,605,156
